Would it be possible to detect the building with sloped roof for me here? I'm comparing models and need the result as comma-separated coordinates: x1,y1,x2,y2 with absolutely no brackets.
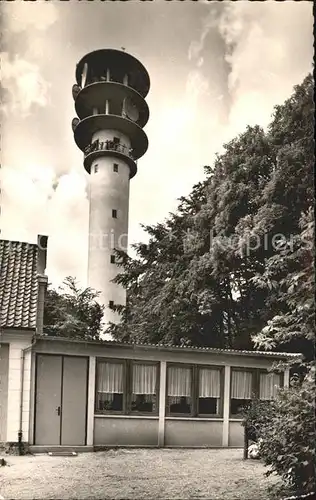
0,234,48,446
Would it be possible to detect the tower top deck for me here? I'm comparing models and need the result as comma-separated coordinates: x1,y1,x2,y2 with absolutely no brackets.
75,49,150,97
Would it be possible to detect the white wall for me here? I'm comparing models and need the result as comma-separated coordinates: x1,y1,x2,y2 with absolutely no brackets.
88,130,131,325
3,332,33,442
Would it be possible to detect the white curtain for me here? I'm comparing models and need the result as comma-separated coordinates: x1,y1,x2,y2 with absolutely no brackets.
199,368,221,398
168,366,191,397
259,373,281,400
97,362,123,394
231,370,252,399
133,364,156,395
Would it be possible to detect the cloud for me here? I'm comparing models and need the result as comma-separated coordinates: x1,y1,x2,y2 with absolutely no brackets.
2,0,58,33
187,1,313,143
0,164,89,287
1,52,50,116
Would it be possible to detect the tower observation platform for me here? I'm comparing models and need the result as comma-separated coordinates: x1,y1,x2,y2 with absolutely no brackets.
72,49,150,326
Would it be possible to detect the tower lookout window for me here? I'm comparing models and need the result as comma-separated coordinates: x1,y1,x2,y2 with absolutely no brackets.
113,163,118,172
112,209,117,219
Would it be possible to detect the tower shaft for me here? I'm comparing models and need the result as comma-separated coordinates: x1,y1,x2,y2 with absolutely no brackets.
72,49,150,327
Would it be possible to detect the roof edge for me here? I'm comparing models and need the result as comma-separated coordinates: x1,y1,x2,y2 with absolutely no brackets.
34,335,303,359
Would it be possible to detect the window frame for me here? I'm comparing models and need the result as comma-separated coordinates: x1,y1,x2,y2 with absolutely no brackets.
95,358,160,416
165,362,224,418
129,360,160,416
196,364,225,418
229,367,284,418
95,358,127,415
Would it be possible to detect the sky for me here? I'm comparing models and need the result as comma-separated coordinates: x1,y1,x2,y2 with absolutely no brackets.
0,0,313,289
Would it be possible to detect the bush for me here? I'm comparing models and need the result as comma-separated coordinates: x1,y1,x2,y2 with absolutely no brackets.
243,368,315,496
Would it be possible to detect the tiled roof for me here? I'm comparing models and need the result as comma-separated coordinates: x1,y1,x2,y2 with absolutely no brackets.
37,335,303,359
0,239,38,329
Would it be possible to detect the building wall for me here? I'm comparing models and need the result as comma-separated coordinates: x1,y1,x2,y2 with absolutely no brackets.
94,416,158,446
165,419,223,447
0,343,9,442
1,330,33,442
228,421,244,447
31,340,291,448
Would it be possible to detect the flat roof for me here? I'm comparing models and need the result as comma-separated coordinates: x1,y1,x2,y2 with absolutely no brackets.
34,335,302,360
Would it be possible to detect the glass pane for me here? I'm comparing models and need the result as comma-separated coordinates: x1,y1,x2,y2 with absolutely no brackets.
168,396,192,414
199,368,221,398
230,398,251,415
131,394,156,413
131,364,157,413
198,397,219,415
167,366,191,397
97,392,123,412
96,361,124,411
231,371,252,399
259,372,281,400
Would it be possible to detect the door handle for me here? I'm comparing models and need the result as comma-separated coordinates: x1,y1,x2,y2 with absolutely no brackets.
56,406,61,416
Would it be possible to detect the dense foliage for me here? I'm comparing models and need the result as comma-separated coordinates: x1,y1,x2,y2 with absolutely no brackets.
107,74,314,355
243,369,315,497
44,276,104,341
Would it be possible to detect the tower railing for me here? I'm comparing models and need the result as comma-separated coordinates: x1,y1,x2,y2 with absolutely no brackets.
84,140,136,161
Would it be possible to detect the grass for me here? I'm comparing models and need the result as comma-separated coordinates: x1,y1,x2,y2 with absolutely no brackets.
0,448,279,499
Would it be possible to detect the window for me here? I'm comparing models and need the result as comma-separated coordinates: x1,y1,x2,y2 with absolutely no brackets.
113,163,119,173
110,255,115,264
166,364,222,417
259,372,281,400
95,359,158,414
94,164,98,173
113,137,120,144
112,209,117,218
96,361,124,412
109,300,114,309
131,363,157,413
167,365,192,415
230,370,253,416
198,368,221,415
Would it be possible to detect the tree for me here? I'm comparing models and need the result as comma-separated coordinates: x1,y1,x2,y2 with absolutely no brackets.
44,276,104,341
107,74,313,353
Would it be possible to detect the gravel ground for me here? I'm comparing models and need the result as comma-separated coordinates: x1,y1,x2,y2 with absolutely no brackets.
0,448,279,499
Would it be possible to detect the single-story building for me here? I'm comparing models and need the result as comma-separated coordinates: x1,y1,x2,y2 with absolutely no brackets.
0,235,302,453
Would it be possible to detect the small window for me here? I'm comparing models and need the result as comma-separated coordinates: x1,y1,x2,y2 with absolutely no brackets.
113,163,119,173
110,255,115,264
96,361,124,412
109,300,114,309
113,137,120,144
167,365,192,415
112,209,117,219
94,164,98,173
131,363,157,413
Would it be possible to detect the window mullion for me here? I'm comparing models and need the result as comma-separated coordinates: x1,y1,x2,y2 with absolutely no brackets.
125,360,130,415
193,365,198,417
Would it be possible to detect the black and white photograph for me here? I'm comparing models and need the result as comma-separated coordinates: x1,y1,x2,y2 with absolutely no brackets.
0,0,314,499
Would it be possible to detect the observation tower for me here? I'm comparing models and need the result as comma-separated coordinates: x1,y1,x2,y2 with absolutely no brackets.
72,49,150,325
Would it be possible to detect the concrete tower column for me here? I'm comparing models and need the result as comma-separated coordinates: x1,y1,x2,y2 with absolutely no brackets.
72,49,150,327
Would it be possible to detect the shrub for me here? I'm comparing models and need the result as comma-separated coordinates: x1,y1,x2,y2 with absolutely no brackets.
243,368,315,496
